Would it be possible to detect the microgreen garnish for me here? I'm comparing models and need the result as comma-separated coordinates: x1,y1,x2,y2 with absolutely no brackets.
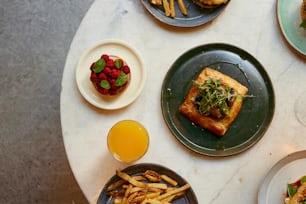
93,59,106,73
115,59,122,69
194,78,237,118
100,80,110,89
287,183,298,198
300,20,306,29
115,73,128,87
301,176,306,184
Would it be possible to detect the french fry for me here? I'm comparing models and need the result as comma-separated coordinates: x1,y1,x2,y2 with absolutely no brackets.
149,0,162,6
162,0,171,16
161,191,185,202
129,186,145,194
132,195,146,203
134,175,147,181
147,187,164,193
107,175,145,192
121,184,133,204
151,0,189,18
156,183,190,200
107,179,126,191
126,191,139,203
169,0,176,17
113,197,122,204
116,170,147,188
144,170,161,182
147,182,168,190
161,174,178,186
161,194,176,203
178,0,188,15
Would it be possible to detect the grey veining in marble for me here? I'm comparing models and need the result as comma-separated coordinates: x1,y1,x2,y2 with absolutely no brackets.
0,0,93,203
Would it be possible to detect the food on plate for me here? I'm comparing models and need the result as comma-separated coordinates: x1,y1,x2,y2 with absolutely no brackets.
284,175,306,204
162,0,171,17
149,0,188,17
178,0,188,15
107,120,149,163
179,67,248,136
192,0,229,8
149,0,162,5
89,54,130,96
169,0,176,18
106,169,190,203
300,0,306,29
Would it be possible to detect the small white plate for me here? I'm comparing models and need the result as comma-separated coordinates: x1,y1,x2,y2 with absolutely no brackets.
76,40,146,110
258,150,306,204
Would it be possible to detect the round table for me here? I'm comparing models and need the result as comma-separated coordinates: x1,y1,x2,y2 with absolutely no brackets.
60,0,306,203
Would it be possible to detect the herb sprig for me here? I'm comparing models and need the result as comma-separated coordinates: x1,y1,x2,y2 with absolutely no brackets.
300,20,306,29
194,78,238,118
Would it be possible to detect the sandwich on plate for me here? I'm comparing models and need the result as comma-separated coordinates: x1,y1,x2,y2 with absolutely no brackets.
192,0,229,9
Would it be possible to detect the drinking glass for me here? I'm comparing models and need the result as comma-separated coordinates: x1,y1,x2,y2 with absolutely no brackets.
295,91,306,126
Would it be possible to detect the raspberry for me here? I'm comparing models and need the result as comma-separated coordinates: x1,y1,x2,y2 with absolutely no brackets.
98,72,107,80
101,54,109,61
98,87,109,95
109,79,116,87
90,62,95,71
109,88,118,95
90,72,98,82
110,69,121,79
95,81,100,89
106,59,115,67
103,67,112,76
122,65,130,74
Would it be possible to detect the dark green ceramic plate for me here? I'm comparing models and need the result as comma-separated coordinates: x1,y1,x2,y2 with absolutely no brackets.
141,0,229,27
161,43,275,157
97,163,198,204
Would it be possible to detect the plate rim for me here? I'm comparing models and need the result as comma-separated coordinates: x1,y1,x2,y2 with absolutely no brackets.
276,0,306,57
257,150,306,204
140,0,229,27
96,163,199,204
161,42,275,157
75,39,146,110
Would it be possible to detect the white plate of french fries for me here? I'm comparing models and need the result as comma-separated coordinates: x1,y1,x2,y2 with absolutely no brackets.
97,163,198,204
141,0,229,27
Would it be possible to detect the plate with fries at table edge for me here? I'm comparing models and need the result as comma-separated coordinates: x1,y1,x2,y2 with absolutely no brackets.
97,163,198,204
141,0,230,27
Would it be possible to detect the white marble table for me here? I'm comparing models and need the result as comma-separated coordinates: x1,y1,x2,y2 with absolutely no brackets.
60,0,306,203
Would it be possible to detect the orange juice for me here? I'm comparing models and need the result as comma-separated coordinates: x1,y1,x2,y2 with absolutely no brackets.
107,120,149,163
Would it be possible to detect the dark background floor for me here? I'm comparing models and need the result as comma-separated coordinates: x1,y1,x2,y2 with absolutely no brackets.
0,1,94,203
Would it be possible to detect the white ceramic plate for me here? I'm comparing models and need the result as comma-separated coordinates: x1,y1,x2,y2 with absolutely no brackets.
258,150,306,204
76,40,146,110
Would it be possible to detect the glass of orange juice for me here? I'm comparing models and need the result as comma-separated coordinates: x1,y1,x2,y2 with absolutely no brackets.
107,120,149,163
